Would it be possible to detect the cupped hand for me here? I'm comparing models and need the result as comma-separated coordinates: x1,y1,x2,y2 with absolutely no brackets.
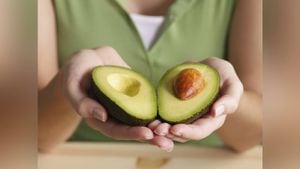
153,57,244,143
62,46,174,150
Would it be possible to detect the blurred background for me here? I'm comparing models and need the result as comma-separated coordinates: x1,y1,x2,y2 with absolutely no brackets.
0,0,36,169
0,0,299,169
263,0,300,168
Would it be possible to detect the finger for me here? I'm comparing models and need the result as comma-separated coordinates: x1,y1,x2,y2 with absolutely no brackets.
74,97,107,121
223,78,244,101
65,68,101,118
170,115,226,140
201,57,238,85
154,123,170,136
172,137,188,143
212,95,236,117
94,46,130,68
86,118,154,140
149,136,174,152
64,51,104,116
212,79,243,117
148,120,162,130
166,134,188,143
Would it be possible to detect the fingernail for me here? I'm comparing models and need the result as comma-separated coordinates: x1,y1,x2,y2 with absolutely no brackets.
144,133,153,140
93,108,105,122
172,129,182,136
161,146,173,152
154,129,166,136
215,105,225,117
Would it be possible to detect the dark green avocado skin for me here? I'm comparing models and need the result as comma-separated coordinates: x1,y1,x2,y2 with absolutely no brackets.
158,92,219,124
90,79,154,126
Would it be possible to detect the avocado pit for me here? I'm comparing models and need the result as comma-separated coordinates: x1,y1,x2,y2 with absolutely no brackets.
173,68,205,100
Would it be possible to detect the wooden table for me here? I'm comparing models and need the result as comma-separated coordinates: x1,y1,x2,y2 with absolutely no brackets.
38,142,262,169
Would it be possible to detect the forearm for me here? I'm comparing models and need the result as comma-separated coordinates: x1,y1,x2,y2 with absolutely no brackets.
217,90,262,152
38,72,81,153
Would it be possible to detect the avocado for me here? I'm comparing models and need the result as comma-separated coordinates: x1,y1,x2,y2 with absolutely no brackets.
157,63,220,124
91,63,220,125
91,66,157,125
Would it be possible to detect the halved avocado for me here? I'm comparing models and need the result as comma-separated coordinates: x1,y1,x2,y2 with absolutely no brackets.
91,66,157,126
157,63,220,124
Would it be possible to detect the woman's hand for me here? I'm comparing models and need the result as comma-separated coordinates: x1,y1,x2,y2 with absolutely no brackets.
62,46,174,151
152,57,244,143
63,46,153,140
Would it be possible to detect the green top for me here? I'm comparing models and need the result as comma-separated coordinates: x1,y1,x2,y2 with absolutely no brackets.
54,0,236,146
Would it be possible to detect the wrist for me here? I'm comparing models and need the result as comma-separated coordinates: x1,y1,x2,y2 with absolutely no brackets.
216,90,262,151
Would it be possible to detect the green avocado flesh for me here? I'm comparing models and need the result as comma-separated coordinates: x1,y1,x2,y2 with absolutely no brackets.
157,63,220,124
91,63,220,125
91,66,157,125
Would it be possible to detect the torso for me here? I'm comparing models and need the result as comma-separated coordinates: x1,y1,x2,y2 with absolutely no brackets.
54,0,236,145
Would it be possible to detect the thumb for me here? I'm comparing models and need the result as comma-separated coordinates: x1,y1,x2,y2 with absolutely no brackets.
65,75,107,122
94,46,131,68
212,95,238,117
76,97,108,122
212,77,243,117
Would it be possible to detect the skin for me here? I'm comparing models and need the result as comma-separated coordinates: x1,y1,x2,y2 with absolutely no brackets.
38,0,262,153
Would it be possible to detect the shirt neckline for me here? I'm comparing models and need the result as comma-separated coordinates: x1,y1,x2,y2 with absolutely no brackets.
129,13,165,22
114,0,197,53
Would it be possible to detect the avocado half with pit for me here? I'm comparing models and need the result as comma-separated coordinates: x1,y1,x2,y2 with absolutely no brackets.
91,66,157,125
157,63,220,124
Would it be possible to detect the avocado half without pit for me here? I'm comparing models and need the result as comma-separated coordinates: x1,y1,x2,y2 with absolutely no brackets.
91,66,157,125
91,63,220,126
157,63,220,124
